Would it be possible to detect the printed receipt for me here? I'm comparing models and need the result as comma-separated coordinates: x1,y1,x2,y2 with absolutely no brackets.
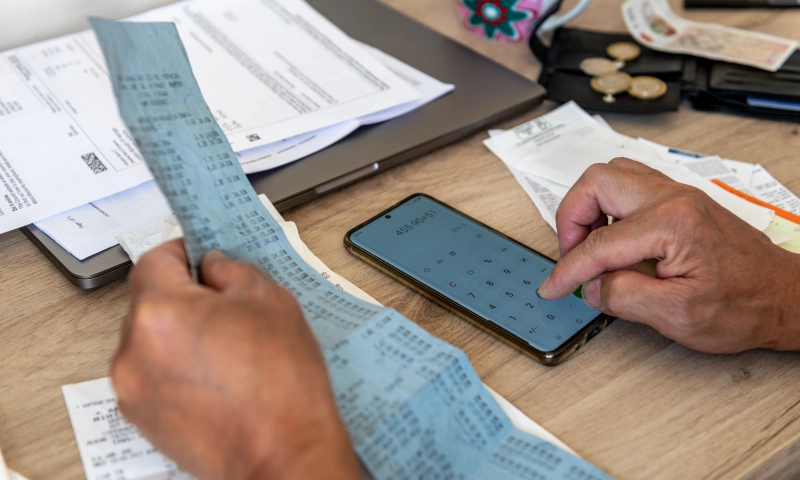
64,204,576,480
89,18,612,479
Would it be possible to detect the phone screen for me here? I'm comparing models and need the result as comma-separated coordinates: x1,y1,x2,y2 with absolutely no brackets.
348,194,603,353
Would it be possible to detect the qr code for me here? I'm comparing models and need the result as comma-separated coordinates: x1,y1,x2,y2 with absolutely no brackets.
246,133,261,142
81,152,107,174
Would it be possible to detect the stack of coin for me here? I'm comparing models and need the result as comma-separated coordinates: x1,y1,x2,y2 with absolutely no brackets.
579,42,668,104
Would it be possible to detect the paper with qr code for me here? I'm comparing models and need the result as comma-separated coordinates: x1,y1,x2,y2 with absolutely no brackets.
0,0,420,236
623,0,797,71
33,39,453,260
88,17,612,480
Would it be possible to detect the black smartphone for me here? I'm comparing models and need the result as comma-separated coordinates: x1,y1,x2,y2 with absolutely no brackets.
344,193,614,366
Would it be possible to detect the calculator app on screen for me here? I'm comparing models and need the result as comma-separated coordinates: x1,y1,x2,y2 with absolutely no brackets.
348,195,603,353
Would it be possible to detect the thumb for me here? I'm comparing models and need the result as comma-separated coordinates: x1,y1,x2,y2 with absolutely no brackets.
582,269,674,332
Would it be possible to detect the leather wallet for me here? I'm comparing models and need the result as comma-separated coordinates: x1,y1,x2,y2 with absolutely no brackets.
532,28,684,113
531,27,800,121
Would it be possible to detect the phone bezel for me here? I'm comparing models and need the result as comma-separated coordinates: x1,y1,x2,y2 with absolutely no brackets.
343,193,615,366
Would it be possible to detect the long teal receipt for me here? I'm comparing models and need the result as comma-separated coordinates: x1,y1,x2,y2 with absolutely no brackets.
90,18,613,480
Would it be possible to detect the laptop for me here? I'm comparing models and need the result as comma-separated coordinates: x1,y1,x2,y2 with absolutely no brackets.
21,0,546,289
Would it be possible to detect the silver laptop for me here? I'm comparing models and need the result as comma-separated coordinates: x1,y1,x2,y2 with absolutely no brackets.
21,0,546,288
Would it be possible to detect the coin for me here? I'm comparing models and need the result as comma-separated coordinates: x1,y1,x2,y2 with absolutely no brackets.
628,76,667,99
579,57,619,76
606,42,641,67
590,72,632,103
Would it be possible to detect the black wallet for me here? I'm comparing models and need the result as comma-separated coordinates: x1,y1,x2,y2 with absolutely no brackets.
683,50,800,121
531,27,800,121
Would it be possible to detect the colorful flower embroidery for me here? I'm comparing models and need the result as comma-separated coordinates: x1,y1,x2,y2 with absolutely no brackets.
461,0,534,41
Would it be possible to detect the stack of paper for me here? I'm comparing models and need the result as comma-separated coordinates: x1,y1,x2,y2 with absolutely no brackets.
0,0,454,260
484,102,800,253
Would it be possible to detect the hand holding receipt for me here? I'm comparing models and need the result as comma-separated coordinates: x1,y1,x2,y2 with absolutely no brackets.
89,16,612,480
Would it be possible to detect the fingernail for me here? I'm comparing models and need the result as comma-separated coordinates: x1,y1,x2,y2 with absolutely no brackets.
583,277,602,309
537,277,550,299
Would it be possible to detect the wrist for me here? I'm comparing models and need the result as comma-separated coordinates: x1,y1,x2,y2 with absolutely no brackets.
764,251,800,351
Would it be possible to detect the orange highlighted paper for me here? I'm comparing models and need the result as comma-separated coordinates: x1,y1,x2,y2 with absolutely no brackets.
712,179,800,225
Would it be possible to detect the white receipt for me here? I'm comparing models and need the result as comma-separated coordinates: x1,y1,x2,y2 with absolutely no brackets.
0,0,421,235
638,138,752,194
66,197,575,480
34,181,171,260
34,42,453,260
722,159,756,188
507,166,562,232
636,139,800,216
484,102,774,233
234,41,454,174
62,378,192,480
750,164,800,215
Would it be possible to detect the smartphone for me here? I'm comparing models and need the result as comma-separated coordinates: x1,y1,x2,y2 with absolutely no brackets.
344,193,615,366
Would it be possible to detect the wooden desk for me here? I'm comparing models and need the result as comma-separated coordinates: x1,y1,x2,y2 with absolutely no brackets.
1,0,799,478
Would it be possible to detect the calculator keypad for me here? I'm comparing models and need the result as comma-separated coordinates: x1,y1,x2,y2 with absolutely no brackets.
419,236,599,352
349,196,602,353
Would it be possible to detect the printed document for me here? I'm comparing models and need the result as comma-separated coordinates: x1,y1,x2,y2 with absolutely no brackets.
0,0,420,235
35,43,453,260
490,107,799,255
34,180,171,260
484,102,774,233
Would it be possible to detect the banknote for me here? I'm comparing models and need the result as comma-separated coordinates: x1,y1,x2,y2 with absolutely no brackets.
623,0,797,71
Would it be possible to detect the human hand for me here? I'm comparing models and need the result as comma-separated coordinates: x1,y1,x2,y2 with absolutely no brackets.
112,239,360,480
538,158,800,353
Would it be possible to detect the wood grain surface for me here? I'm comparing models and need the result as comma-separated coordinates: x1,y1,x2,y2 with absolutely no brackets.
1,0,799,478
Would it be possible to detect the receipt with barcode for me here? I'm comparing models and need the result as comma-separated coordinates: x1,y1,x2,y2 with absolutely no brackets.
82,18,613,479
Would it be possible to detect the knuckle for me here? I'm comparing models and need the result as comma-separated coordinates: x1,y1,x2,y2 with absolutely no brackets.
665,193,710,227
583,226,609,252
129,294,180,342
608,156,633,166
583,163,609,182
